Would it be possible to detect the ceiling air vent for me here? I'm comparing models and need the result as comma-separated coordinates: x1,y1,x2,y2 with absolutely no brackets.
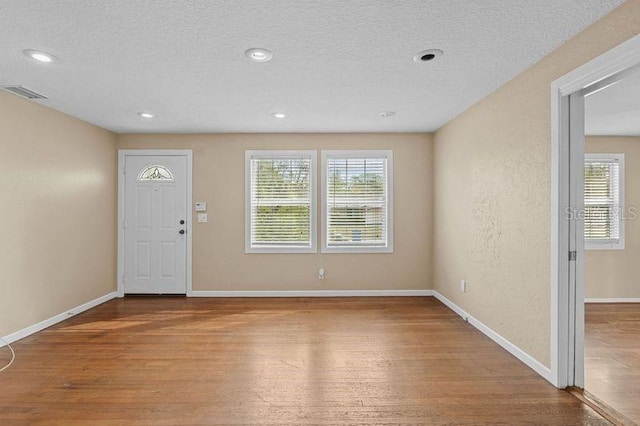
1,85,47,100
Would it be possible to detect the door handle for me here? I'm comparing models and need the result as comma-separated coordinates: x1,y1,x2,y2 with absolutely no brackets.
179,229,185,235
179,219,185,225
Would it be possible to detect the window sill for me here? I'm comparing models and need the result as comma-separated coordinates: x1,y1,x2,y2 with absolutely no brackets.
321,246,394,254
245,246,317,254
585,242,624,250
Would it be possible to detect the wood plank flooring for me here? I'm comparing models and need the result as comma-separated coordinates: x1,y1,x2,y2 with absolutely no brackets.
585,303,640,425
0,297,608,425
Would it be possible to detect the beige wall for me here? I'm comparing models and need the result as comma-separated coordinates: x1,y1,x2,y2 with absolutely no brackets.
117,133,433,292
586,136,640,299
0,90,117,337
433,0,640,367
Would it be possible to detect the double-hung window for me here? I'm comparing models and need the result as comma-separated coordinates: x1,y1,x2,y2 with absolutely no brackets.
584,153,624,250
322,150,393,253
245,151,317,253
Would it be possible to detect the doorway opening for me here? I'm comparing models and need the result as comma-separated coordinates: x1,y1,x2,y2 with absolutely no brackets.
551,31,640,423
581,62,640,423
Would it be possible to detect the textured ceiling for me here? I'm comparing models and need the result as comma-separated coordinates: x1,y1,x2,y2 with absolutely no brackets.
586,67,640,136
0,0,625,133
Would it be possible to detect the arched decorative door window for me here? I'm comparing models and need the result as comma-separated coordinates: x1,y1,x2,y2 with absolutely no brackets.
137,164,174,181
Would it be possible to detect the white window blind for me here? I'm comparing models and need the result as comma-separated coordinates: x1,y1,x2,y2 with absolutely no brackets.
246,151,316,253
323,151,393,253
584,154,623,248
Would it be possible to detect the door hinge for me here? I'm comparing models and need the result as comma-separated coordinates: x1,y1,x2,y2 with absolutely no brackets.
122,274,126,284
569,251,577,261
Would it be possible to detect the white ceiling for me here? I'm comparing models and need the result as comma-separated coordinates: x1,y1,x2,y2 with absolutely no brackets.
0,0,624,134
586,67,640,136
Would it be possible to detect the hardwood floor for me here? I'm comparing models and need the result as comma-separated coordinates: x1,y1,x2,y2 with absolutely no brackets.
0,297,607,425
585,303,640,425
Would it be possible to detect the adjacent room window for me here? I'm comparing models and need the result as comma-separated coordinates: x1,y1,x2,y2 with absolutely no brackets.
245,151,317,253
584,153,624,250
322,150,393,253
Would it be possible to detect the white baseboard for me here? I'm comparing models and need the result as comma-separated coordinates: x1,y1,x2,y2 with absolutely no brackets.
433,291,553,384
191,289,434,298
1,292,118,347
431,290,469,319
585,297,640,303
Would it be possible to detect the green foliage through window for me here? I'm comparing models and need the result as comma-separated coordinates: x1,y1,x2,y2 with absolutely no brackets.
250,155,313,248
326,157,388,247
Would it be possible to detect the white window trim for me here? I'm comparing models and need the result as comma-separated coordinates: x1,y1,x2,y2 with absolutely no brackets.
245,150,317,254
321,150,394,254
585,153,624,251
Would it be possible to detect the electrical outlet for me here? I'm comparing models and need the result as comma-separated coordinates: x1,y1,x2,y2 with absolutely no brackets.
460,280,466,293
318,268,325,280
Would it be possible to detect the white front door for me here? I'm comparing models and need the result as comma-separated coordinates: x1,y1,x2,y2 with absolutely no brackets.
123,154,188,294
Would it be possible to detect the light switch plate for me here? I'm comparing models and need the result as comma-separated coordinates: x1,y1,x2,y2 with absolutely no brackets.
195,202,207,212
197,213,208,223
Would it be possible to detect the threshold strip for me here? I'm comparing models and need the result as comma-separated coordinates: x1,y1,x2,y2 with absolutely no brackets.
566,386,636,426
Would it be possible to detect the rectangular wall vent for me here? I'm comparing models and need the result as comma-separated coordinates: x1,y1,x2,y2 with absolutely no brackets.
1,85,47,100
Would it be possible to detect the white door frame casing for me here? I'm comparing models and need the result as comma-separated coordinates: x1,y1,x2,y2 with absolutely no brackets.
117,150,194,297
550,34,640,388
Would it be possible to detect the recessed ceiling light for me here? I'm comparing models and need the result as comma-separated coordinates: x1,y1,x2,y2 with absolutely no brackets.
137,111,155,119
271,112,287,119
378,111,396,118
245,48,273,63
23,49,58,63
413,49,444,63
